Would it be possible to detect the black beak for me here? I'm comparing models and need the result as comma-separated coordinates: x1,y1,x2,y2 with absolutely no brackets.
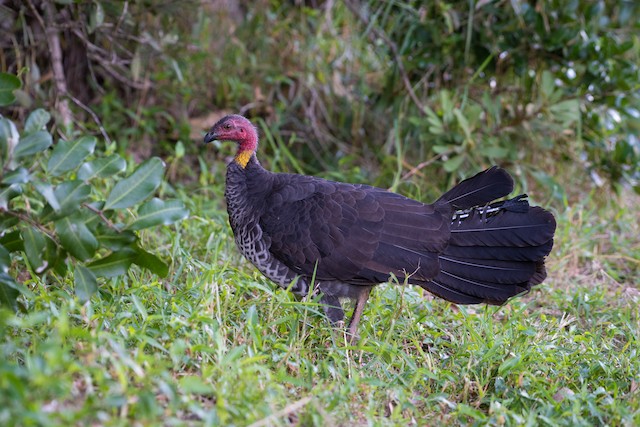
203,131,218,144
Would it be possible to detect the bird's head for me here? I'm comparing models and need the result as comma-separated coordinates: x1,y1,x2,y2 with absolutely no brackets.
204,114,258,168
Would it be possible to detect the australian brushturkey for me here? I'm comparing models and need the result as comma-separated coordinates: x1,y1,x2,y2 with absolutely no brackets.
204,115,556,340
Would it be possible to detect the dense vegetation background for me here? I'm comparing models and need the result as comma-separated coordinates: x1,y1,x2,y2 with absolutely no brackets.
1,0,639,425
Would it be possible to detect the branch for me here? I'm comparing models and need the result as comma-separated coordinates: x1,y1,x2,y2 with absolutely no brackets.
1,209,57,242
67,94,113,145
35,0,73,129
113,1,129,34
401,153,444,181
70,27,149,90
87,51,149,90
82,203,119,232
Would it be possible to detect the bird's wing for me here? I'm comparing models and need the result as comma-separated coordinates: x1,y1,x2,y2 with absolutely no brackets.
258,174,450,285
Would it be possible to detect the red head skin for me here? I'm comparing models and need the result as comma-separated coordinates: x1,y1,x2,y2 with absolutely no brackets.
204,115,258,167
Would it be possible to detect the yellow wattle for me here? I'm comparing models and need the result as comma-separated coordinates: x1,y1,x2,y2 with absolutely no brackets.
234,150,253,168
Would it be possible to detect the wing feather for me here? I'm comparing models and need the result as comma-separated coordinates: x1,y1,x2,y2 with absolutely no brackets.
257,174,448,284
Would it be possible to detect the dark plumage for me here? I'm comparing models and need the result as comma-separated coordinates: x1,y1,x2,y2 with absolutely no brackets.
204,114,556,340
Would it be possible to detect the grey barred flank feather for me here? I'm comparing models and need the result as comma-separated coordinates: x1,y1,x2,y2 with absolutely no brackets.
225,163,309,296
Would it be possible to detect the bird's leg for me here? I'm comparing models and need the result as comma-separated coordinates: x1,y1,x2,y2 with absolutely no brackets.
320,294,344,325
346,287,372,343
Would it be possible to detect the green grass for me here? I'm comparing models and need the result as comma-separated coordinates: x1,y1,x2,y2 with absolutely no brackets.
1,182,639,426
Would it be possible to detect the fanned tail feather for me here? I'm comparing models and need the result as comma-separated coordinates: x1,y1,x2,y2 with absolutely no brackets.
422,191,556,305
437,166,514,209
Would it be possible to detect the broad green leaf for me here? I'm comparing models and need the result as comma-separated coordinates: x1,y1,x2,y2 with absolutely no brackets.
0,215,19,233
0,272,20,310
74,265,97,302
540,70,555,99
549,99,580,125
131,49,142,81
78,154,127,180
12,89,31,107
0,72,21,106
0,117,19,164
53,180,91,216
88,0,105,33
426,115,444,134
95,227,137,250
132,247,169,277
47,136,97,176
465,104,483,128
0,116,20,169
422,104,441,126
453,108,472,140
428,125,444,135
1,167,29,184
0,230,22,251
45,233,60,272
13,130,52,158
54,217,98,261
24,109,51,135
479,146,509,159
21,226,48,273
104,157,165,210
88,250,136,278
432,145,453,155
175,141,185,158
36,180,91,224
0,184,22,210
128,198,189,230
443,155,466,172
34,182,60,211
0,244,9,272
440,90,454,123
51,246,68,277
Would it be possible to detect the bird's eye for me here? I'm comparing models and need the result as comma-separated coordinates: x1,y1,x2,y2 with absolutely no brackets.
224,123,231,130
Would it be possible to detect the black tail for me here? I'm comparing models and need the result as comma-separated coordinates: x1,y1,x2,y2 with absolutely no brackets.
423,169,556,305
437,166,514,209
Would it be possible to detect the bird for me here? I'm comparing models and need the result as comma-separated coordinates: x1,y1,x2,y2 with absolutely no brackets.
204,114,556,341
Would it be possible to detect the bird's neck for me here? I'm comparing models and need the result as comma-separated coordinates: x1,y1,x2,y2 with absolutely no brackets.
228,153,264,178
234,133,258,168
234,150,254,168
225,156,269,224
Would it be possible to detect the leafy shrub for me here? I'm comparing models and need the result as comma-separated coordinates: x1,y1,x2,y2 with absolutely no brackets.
361,0,640,191
0,86,188,309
